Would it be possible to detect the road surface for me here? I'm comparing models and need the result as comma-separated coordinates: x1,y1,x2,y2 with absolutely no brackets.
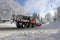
0,26,59,40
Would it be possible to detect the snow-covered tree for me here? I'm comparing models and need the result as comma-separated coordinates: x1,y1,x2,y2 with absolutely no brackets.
45,12,54,23
0,0,24,20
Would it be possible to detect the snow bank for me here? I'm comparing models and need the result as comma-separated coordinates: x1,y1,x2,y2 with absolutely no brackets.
0,22,16,28
42,21,60,29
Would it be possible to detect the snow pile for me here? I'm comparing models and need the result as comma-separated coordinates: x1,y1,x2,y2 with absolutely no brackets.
0,22,16,28
42,21,60,29
41,6,60,29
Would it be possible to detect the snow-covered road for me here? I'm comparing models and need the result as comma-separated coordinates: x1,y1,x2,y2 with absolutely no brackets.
0,21,60,40
0,27,59,40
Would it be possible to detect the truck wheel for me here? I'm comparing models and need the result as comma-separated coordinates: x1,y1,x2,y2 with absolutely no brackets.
17,25,20,28
31,24,34,28
27,23,30,28
27,26,29,28
22,24,25,28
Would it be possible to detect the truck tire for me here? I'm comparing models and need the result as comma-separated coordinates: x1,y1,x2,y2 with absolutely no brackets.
17,25,20,28
27,23,30,28
29,24,34,28
31,24,34,28
27,25,29,28
22,24,25,28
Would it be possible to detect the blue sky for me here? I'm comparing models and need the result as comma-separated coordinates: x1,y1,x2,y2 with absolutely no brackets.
15,0,60,14
15,0,26,6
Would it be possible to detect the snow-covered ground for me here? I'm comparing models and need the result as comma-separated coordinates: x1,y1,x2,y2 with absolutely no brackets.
0,21,59,40
41,21,60,29
0,22,16,28
0,28,59,40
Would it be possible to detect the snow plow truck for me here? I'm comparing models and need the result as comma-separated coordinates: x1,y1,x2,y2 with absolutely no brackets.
15,15,36,28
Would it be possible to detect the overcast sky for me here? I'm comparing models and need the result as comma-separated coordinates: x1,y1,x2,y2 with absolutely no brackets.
15,0,60,14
